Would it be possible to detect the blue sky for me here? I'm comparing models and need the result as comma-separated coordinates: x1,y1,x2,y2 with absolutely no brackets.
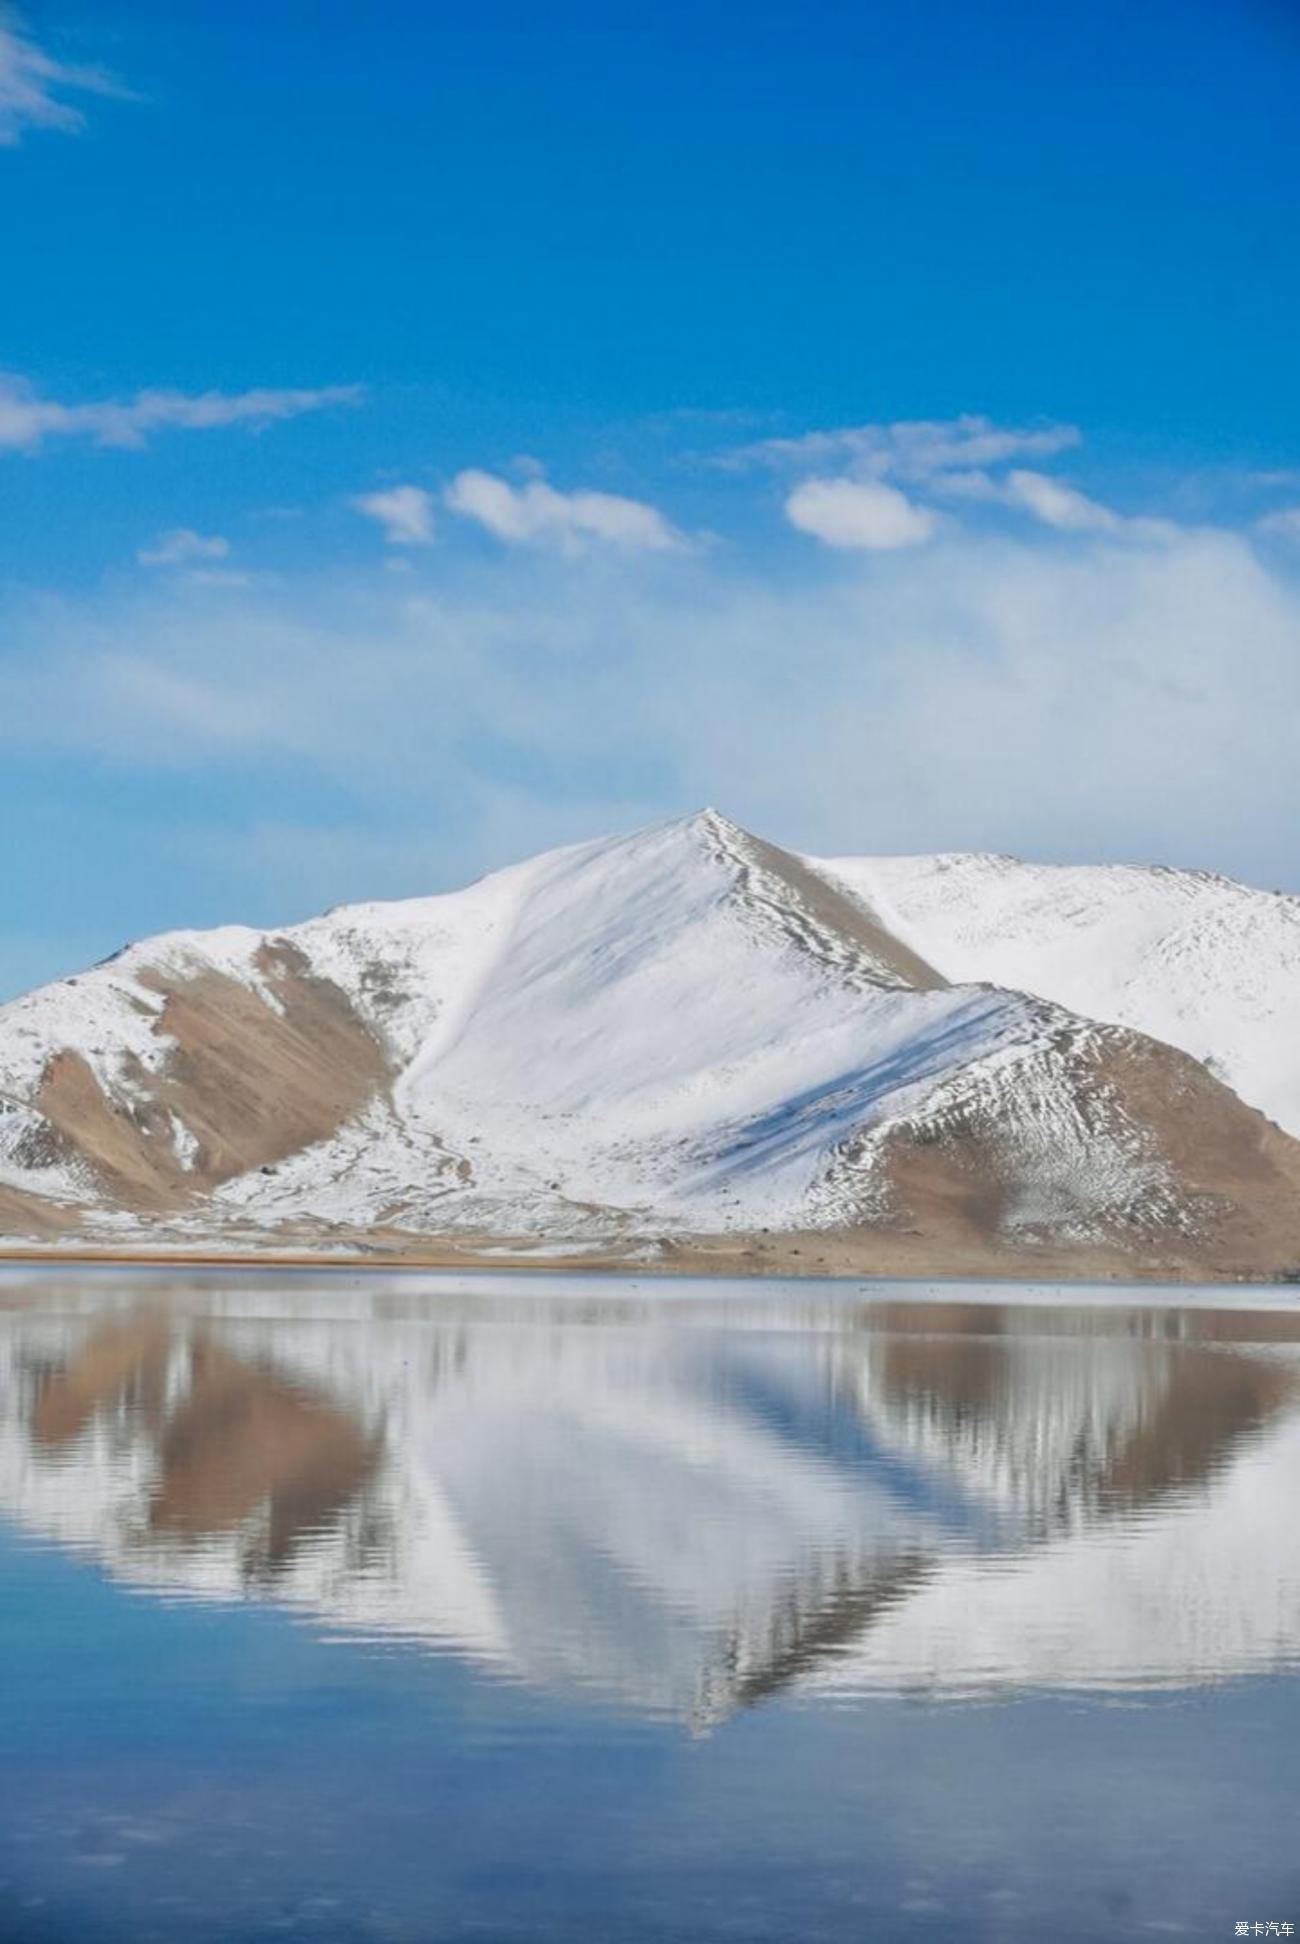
2,0,1299,996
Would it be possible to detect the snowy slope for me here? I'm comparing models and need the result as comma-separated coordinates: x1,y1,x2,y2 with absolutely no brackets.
814,851,1300,1137
0,810,1297,1268
0,812,1055,1236
378,811,1034,1228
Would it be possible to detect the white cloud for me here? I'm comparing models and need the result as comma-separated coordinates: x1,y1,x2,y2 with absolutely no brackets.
925,468,1004,501
1003,469,1120,532
0,375,363,451
727,414,1081,481
1258,505,1300,540
0,18,131,146
445,468,684,552
929,465,1174,540
785,476,936,550
732,415,1116,548
6,413,1300,988
351,485,435,547
137,528,231,569
8,514,1297,908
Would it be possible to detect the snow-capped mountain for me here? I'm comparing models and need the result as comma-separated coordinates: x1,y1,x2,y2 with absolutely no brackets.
816,849,1300,1141
1,810,1298,1278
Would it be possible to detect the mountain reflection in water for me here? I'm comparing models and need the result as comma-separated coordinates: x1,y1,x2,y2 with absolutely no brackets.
2,1277,1299,1723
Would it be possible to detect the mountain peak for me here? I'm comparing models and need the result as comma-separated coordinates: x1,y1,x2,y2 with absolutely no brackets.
2,815,1299,1281
673,805,748,843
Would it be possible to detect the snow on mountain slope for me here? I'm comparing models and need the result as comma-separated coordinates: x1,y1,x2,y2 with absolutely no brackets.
380,811,1016,1228
0,812,1038,1236
814,850,1300,1138
1,810,1298,1273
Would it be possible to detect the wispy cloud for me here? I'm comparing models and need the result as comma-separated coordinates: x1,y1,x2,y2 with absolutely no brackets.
1002,469,1120,533
5,516,1298,898
137,528,231,569
0,375,363,452
927,463,1177,541
785,477,936,550
1258,505,1300,540
351,484,436,547
445,468,685,552
724,414,1081,481
0,16,133,147
6,409,1300,985
727,413,1119,548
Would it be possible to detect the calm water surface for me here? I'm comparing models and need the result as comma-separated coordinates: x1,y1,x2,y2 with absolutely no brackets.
1,1268,1298,1942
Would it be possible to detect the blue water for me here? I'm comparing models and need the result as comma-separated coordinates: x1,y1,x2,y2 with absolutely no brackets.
1,1272,1298,1941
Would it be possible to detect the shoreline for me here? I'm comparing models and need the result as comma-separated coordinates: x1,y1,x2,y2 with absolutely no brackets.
0,1237,1295,1291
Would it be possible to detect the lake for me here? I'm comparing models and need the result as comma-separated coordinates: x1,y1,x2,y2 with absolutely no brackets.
1,1267,1298,1941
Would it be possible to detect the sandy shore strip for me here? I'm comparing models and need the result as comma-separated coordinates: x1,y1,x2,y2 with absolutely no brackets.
1,1225,1298,1291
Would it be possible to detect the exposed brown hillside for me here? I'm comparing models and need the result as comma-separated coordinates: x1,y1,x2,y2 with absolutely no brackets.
31,941,391,1211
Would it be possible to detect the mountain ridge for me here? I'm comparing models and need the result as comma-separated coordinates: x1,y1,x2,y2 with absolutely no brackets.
2,810,1298,1281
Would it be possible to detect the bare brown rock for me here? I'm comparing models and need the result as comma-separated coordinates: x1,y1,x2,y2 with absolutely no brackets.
31,941,391,1213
